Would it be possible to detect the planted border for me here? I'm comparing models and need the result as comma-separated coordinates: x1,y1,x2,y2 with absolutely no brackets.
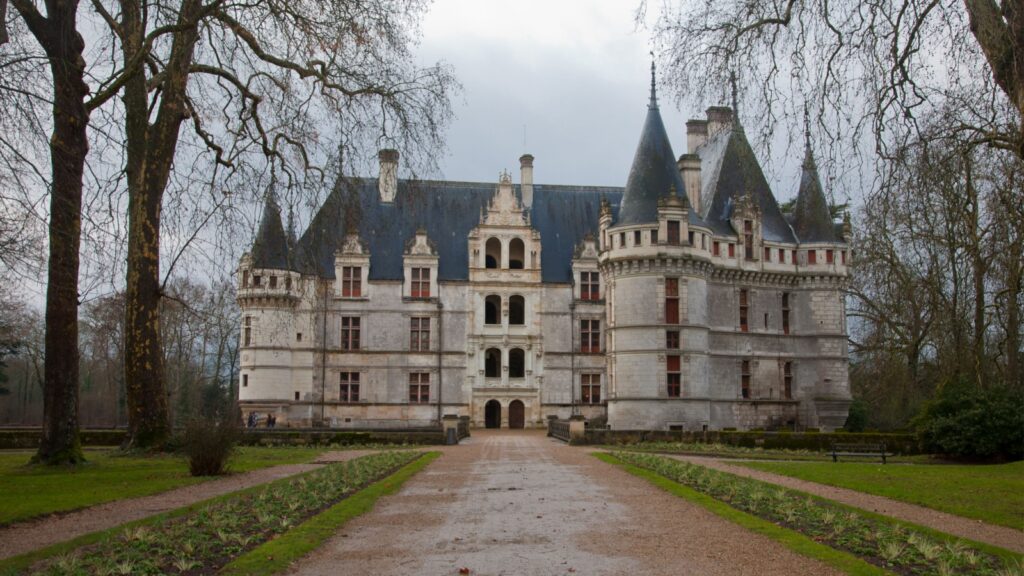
611,452,1022,576
23,451,424,575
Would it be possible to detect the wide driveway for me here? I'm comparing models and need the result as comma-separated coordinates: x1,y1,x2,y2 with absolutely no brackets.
288,430,839,576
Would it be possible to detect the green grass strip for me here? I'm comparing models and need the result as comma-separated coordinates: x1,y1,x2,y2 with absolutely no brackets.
219,451,440,576
594,453,892,576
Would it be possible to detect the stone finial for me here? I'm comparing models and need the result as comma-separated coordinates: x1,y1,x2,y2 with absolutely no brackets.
378,148,399,203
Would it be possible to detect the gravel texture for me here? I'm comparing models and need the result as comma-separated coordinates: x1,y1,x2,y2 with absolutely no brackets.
665,454,1024,554
288,431,840,576
0,450,375,560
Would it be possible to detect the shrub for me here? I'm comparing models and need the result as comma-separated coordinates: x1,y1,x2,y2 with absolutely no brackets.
914,379,1024,461
843,398,869,432
183,415,240,476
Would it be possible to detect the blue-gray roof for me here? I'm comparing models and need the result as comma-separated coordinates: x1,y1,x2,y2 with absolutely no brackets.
792,147,841,243
251,198,291,270
291,178,622,283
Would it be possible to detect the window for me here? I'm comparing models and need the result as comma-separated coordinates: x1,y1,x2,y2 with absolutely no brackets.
778,248,785,263
243,316,252,346
619,232,626,247
808,250,817,264
580,271,599,300
485,348,501,378
581,374,601,404
826,249,834,264
294,391,300,401
739,289,749,333
791,249,797,263
713,241,720,256
296,332,303,342
269,275,277,289
665,278,679,324
340,372,360,402
285,276,292,290
509,295,525,325
651,229,659,244
728,243,736,258
485,237,501,269
253,275,262,287
784,362,793,399
764,247,771,261
666,330,680,349
687,230,694,246
580,319,600,353
744,220,754,260
341,316,361,350
409,373,429,403
342,266,361,297
242,374,248,387
484,295,501,325
410,317,430,351
741,360,751,398
634,230,642,246
509,238,525,269
667,221,680,245
242,270,249,287
841,250,847,265
782,292,791,335
411,267,430,298
509,348,525,377
667,355,681,397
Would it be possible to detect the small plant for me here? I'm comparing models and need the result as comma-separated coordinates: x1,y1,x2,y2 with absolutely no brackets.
172,557,200,572
880,541,905,563
115,560,136,575
915,538,942,561
182,414,239,476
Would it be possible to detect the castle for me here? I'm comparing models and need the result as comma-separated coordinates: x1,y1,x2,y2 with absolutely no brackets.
236,72,852,431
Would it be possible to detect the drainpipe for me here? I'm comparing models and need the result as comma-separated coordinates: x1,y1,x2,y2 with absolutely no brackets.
437,299,444,426
570,294,578,417
320,281,328,425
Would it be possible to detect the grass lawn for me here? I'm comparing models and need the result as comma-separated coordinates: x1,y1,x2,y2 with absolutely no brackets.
739,460,1024,530
0,446,325,526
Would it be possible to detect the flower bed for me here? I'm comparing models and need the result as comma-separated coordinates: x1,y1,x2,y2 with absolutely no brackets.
613,452,1018,576
31,451,423,575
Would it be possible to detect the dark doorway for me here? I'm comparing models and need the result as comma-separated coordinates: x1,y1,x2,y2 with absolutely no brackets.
509,295,525,325
508,400,525,429
485,348,501,378
485,400,501,429
485,295,500,325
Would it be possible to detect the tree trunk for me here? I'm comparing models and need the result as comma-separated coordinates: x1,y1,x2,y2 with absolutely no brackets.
26,0,89,464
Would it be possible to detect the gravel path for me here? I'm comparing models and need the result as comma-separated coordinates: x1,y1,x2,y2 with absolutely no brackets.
0,450,376,560
665,454,1024,554
288,431,840,576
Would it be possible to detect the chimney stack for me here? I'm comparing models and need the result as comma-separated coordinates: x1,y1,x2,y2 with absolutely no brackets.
378,149,399,203
686,119,708,153
706,106,733,137
677,154,702,214
520,154,534,209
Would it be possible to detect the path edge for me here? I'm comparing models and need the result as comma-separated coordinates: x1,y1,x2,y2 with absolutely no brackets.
593,453,891,576
219,451,441,576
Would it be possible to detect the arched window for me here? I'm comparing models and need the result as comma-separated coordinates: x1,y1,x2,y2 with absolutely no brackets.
509,295,525,325
485,348,501,378
485,295,501,325
485,237,501,269
508,348,525,378
509,238,525,269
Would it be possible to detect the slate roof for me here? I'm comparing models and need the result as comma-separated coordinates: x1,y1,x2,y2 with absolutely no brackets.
617,72,696,226
697,125,797,243
251,196,292,270
791,146,841,243
287,178,622,283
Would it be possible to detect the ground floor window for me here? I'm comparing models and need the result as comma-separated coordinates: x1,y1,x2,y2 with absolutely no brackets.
409,373,430,403
581,374,601,404
667,355,681,397
340,372,360,402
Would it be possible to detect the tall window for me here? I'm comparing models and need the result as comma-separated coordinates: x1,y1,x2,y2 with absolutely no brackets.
783,362,793,399
269,275,277,289
665,278,680,324
580,271,599,300
243,316,252,346
340,372,360,402
744,220,754,260
342,266,361,297
285,276,292,290
667,221,681,245
764,247,771,261
242,270,249,287
808,250,817,264
242,374,248,387
410,317,430,351
666,330,680,349
667,355,681,397
485,238,501,269
741,360,751,398
826,249,834,264
341,316,361,350
484,295,501,325
713,241,720,256
739,289,749,333
580,320,600,353
409,373,429,403
411,267,430,298
778,248,785,263
509,295,525,325
687,230,695,246
782,292,791,335
253,274,262,287
509,238,525,269
651,229,659,244
728,243,736,258
634,230,642,246
509,348,526,378
581,374,601,404
841,250,847,265
485,348,500,378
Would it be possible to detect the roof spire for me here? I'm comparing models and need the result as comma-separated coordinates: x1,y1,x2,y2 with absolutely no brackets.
802,103,815,168
649,51,658,109
730,71,738,114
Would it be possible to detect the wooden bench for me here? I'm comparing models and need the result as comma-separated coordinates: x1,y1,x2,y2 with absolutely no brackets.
831,442,888,464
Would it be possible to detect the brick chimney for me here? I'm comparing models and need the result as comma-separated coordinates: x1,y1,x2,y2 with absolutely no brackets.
520,154,534,209
378,149,399,203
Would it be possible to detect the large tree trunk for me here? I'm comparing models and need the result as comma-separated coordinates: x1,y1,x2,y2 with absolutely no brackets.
23,0,90,464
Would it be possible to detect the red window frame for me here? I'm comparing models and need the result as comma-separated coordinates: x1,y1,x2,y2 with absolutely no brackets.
739,289,749,333
340,372,360,402
342,266,361,297
666,330,680,349
808,250,817,264
667,221,681,245
741,360,751,399
713,241,720,256
665,278,679,324
341,316,361,350
667,355,681,397
580,271,600,300
409,373,430,403
581,374,601,404
826,249,834,264
411,267,430,298
410,317,430,351
743,220,754,260
728,243,736,258
783,362,793,399
580,319,600,353
782,292,791,335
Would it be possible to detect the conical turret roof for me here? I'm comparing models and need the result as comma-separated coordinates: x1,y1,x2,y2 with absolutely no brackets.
792,146,840,243
251,194,291,270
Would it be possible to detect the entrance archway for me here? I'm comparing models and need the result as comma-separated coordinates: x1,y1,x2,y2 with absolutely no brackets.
484,400,501,429
508,400,525,429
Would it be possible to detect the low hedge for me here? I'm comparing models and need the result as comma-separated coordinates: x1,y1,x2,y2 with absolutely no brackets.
582,429,921,454
0,429,126,449
238,429,445,447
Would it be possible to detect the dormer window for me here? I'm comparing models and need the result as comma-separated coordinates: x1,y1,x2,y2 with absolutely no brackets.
668,221,680,245
580,271,599,301
743,220,754,260
411,268,430,298
485,238,501,269
342,266,361,297
509,238,525,269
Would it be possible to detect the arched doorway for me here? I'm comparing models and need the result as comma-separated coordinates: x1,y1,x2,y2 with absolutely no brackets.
508,400,525,429
484,400,501,429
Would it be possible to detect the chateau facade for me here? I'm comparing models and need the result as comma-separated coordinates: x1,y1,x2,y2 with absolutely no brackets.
237,78,852,431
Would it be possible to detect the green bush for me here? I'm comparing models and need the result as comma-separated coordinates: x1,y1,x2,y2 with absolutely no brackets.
914,379,1024,461
183,416,239,476
843,398,869,432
